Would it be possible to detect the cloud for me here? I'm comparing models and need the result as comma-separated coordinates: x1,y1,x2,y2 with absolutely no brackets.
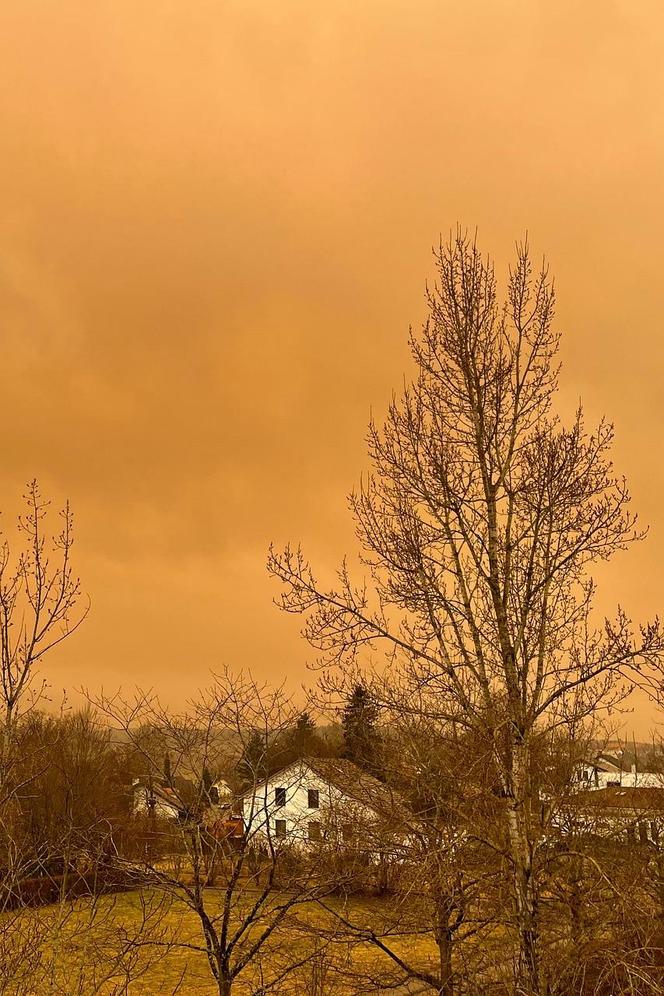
0,0,660,727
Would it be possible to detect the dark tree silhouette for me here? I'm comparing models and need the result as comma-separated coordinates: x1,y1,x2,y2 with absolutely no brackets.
269,232,664,994
235,729,269,787
341,684,380,773
291,711,318,757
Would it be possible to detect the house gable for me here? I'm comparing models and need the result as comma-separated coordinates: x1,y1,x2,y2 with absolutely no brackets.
241,758,402,845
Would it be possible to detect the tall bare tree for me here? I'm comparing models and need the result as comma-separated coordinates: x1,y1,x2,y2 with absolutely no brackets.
0,487,170,994
0,480,86,740
268,232,664,994
0,482,87,933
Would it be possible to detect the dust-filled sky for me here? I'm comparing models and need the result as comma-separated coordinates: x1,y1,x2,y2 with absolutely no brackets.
0,0,663,731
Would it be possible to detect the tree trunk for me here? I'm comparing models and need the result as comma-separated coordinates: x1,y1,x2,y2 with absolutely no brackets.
432,888,456,996
437,929,454,996
208,946,232,996
1,701,14,763
513,859,539,996
506,739,541,996
568,855,584,940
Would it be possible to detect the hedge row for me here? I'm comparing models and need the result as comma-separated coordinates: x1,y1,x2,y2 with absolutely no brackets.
0,868,135,911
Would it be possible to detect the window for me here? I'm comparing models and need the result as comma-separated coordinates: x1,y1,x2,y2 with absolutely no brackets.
275,819,287,838
307,788,320,809
275,787,286,807
308,820,322,841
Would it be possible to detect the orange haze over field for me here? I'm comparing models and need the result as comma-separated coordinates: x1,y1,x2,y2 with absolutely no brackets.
0,1,663,732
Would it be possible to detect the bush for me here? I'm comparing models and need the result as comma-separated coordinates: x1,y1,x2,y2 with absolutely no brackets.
0,867,135,912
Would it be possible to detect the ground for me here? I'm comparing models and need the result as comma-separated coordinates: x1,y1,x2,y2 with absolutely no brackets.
12,888,440,994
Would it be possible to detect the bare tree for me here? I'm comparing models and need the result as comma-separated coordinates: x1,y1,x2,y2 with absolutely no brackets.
0,481,86,741
0,483,94,991
268,232,664,994
91,670,341,996
313,717,502,996
7,708,130,882
0,708,174,996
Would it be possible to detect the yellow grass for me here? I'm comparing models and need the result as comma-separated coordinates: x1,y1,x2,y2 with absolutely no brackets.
19,888,441,994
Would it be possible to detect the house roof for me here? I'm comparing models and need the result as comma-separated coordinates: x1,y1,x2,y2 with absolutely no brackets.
588,747,664,775
593,755,624,773
572,787,664,812
584,752,649,774
134,780,183,811
245,757,411,824
305,757,409,820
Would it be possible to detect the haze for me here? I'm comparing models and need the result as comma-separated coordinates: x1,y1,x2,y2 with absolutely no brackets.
0,0,662,730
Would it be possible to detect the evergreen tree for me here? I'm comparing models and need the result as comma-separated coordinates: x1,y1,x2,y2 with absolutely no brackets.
235,730,268,786
292,711,317,757
341,684,380,773
270,711,319,769
202,765,218,805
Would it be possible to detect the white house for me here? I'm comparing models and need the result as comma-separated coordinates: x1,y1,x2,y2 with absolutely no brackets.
575,752,662,791
132,776,232,821
241,757,409,851
132,779,184,820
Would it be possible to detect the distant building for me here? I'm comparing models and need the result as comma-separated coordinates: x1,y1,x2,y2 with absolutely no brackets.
241,757,409,852
575,751,662,791
132,778,186,820
132,776,232,821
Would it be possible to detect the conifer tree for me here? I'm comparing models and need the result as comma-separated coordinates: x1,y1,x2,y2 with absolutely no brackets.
235,730,268,786
341,684,380,772
292,711,317,757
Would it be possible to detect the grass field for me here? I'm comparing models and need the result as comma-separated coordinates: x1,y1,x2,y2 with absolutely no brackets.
13,888,439,995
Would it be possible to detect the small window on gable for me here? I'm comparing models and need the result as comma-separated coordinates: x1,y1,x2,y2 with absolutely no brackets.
275,819,287,838
308,789,320,809
308,820,322,841
275,787,286,807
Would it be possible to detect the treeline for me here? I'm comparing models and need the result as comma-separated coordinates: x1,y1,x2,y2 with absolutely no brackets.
5,671,664,996
0,682,381,886
236,683,382,783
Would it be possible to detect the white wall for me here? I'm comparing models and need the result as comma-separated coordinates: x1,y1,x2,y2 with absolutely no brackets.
575,765,663,791
599,770,662,789
132,783,180,820
242,761,376,846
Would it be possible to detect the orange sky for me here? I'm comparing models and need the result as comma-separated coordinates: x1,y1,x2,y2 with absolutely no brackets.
0,1,662,732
